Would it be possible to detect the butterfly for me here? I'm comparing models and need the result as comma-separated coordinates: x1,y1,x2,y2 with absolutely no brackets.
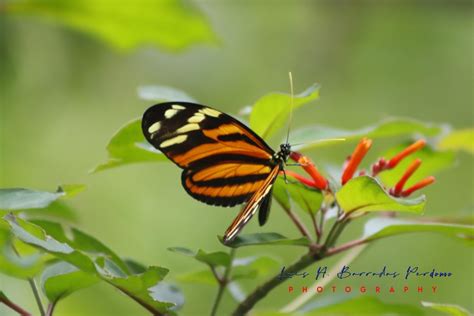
141,102,291,244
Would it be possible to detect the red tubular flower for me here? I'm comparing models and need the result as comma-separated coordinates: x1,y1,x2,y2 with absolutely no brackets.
341,138,372,185
400,176,436,197
290,152,328,190
281,170,317,188
393,159,422,196
387,139,426,169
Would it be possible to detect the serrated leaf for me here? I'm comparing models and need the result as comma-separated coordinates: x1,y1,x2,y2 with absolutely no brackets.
250,84,320,139
138,85,197,102
379,143,455,188
41,261,99,303
92,119,167,173
168,247,230,267
291,117,442,150
220,232,310,248
363,218,474,244
438,128,474,155
336,176,426,214
149,282,185,310
422,301,472,316
4,215,176,314
6,0,216,51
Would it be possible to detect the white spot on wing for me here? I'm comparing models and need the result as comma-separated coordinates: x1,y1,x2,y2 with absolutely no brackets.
160,135,188,148
199,107,221,117
177,123,200,133
164,109,178,119
188,113,205,123
172,104,186,110
148,122,161,134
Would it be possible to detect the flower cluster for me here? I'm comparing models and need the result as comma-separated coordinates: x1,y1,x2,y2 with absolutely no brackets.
287,138,435,198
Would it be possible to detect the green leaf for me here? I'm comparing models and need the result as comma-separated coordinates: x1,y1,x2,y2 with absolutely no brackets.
4,215,176,314
363,218,474,244
0,184,84,211
149,282,184,311
124,259,147,274
30,220,130,274
250,84,320,139
177,269,216,285
274,178,323,215
272,178,291,210
379,143,455,187
231,256,280,280
422,301,472,316
297,295,425,315
138,85,197,102
336,176,426,214
291,117,442,151
438,128,474,155
0,185,84,222
0,227,44,279
92,119,168,173
220,232,310,248
109,267,175,313
168,247,231,267
6,0,216,51
41,261,99,304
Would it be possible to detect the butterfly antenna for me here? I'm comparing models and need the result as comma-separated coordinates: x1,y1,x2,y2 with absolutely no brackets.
286,71,294,145
290,138,347,147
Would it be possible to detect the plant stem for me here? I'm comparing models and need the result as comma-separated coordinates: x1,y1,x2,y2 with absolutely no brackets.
326,238,367,256
231,251,321,316
316,208,326,244
277,200,313,241
28,278,46,316
46,303,56,316
9,243,44,316
280,243,368,313
210,248,236,316
0,294,32,316
310,213,320,242
231,215,352,315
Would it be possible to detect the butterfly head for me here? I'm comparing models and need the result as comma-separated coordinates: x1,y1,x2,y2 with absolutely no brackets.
277,143,292,163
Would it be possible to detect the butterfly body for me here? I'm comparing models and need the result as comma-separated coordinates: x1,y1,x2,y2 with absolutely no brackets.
142,102,290,243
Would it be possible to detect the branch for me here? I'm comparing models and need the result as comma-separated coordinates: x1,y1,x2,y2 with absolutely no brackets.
210,248,236,316
280,243,368,312
326,238,367,256
231,251,322,315
232,215,351,315
0,293,32,316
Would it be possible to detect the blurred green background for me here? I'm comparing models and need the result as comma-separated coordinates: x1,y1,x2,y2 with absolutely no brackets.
0,0,472,315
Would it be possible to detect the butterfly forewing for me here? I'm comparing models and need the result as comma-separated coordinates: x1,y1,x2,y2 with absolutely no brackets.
142,102,282,242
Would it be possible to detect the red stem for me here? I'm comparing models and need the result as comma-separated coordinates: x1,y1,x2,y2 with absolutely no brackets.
1,296,32,316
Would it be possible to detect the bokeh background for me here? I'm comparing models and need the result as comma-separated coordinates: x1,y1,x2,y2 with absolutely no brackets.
1,0,472,315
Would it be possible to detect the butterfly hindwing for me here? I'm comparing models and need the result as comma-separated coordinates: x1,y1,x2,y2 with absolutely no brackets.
223,166,280,243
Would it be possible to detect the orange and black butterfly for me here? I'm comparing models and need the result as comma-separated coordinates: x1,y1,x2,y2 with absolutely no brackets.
142,102,291,244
